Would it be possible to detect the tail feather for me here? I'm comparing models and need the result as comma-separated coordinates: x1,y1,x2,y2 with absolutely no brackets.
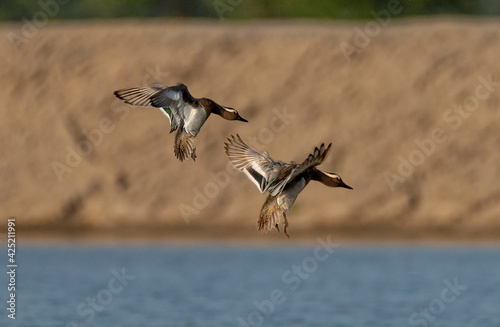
174,127,196,162
258,195,289,237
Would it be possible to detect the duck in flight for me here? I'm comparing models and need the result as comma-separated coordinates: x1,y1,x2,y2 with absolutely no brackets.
225,134,352,237
114,83,248,161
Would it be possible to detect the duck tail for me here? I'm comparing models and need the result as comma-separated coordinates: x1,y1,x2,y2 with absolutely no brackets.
258,195,289,237
174,126,196,162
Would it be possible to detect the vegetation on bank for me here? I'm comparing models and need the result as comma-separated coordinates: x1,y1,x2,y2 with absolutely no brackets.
0,0,497,22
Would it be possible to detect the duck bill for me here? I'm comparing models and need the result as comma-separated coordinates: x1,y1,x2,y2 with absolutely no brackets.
236,115,248,122
340,181,353,189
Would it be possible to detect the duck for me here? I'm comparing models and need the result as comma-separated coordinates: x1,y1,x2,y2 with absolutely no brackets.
114,83,248,161
224,134,352,237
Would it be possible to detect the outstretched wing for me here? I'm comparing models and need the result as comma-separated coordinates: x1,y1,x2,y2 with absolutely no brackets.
114,83,196,133
287,143,332,181
224,134,294,194
113,84,165,107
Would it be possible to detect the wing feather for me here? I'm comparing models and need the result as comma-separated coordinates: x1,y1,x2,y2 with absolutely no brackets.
114,83,197,133
286,143,332,181
113,84,165,107
225,134,292,194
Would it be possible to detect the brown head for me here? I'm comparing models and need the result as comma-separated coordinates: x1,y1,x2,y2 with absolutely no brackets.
205,99,248,122
311,169,353,189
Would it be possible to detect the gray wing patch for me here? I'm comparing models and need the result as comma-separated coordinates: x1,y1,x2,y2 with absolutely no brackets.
114,83,198,134
277,177,307,211
150,87,191,133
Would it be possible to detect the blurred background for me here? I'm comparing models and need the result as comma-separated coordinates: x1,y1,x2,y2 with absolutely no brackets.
1,1,500,327
2,0,500,20
1,0,500,243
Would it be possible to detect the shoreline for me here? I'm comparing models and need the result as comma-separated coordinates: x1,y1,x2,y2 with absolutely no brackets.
8,224,500,247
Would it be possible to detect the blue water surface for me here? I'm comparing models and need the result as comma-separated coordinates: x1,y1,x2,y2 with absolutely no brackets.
1,243,499,327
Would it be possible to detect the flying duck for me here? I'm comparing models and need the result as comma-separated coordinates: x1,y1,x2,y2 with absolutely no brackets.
225,134,352,237
114,83,248,161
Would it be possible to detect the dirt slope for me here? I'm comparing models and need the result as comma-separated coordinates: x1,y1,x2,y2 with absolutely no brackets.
1,18,500,239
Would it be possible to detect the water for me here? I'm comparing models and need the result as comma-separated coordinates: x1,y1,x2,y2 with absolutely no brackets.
1,244,499,327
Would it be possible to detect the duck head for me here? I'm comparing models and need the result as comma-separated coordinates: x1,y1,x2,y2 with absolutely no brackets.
313,170,353,189
210,101,248,122
221,106,248,122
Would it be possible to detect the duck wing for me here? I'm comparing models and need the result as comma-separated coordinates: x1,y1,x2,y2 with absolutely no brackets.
225,134,295,195
287,143,332,181
114,83,198,134
113,83,165,107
